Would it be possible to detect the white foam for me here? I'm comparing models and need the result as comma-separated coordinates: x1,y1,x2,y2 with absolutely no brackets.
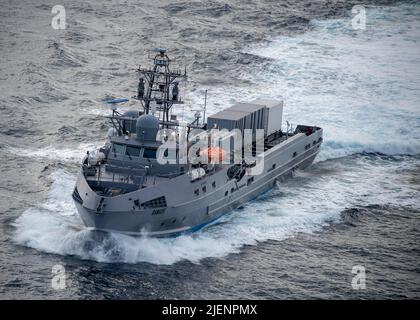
12,168,339,264
6,142,103,163
13,152,418,265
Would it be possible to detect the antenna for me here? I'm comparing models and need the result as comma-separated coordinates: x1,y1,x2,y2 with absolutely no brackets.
203,89,207,125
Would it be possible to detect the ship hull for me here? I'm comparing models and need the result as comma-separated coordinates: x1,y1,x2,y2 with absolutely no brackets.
73,130,322,237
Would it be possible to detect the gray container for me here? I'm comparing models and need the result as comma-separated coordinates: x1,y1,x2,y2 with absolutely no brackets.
251,99,283,136
207,102,268,134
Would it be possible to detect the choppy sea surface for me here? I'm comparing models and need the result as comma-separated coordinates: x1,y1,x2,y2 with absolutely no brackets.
0,0,419,299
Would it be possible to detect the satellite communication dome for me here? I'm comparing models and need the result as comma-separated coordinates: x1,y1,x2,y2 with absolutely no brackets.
136,114,160,141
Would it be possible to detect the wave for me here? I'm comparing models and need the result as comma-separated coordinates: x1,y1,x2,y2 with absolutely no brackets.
317,139,420,162
12,169,338,264
186,3,420,161
48,41,87,69
12,150,419,265
5,143,103,163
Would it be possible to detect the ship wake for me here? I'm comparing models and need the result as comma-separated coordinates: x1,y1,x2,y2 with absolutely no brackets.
13,151,419,265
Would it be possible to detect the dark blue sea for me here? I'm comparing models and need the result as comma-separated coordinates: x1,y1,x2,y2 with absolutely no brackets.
0,0,419,299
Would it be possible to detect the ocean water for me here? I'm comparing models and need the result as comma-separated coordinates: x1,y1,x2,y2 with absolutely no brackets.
0,0,419,299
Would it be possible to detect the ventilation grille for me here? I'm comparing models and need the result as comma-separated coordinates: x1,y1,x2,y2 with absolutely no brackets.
141,196,167,208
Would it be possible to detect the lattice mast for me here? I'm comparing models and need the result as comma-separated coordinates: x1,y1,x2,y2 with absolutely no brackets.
136,49,187,127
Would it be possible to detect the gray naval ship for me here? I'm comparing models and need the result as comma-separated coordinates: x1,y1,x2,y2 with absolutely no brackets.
73,50,323,237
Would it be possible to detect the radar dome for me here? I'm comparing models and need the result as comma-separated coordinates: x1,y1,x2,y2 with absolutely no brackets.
136,114,160,141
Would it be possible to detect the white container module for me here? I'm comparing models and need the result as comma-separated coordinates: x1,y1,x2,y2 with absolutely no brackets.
251,99,283,136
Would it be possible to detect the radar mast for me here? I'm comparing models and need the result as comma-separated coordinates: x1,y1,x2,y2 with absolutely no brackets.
136,49,187,128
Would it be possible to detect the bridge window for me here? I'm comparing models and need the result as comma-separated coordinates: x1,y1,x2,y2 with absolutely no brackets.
126,146,141,157
212,181,216,188
143,147,157,159
112,143,125,155
225,190,228,197
194,189,199,196
202,186,207,193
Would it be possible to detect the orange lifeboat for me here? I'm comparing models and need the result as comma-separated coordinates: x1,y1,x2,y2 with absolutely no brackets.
201,146,229,163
